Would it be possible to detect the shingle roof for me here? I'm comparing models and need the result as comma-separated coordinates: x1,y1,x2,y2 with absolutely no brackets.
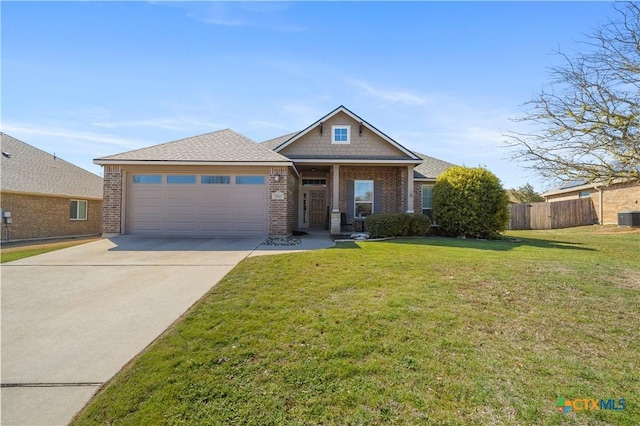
1,133,103,199
261,131,300,151
95,129,290,163
412,152,457,179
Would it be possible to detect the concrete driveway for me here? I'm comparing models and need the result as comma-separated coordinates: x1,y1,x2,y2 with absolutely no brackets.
1,235,319,425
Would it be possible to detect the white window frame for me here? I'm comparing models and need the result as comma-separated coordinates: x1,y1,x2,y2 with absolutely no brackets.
422,184,435,224
331,125,350,144
70,200,88,221
579,190,591,199
354,180,374,217
421,184,433,211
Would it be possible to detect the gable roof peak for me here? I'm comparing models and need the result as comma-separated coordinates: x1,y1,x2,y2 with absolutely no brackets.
271,106,421,161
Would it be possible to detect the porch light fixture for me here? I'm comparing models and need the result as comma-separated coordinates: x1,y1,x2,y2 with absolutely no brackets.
273,174,281,182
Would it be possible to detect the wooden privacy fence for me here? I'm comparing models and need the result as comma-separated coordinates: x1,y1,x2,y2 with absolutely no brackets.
508,198,596,230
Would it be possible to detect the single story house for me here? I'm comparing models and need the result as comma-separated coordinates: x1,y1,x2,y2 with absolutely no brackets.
0,133,103,242
94,106,455,238
543,179,640,225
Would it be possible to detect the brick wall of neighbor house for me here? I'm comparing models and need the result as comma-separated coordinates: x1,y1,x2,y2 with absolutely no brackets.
546,180,640,224
268,166,297,236
280,111,408,158
338,166,406,216
102,165,123,235
0,192,101,241
600,181,640,224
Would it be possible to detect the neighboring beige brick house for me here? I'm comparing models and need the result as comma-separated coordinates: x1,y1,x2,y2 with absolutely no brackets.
0,133,103,242
95,106,455,237
543,179,640,225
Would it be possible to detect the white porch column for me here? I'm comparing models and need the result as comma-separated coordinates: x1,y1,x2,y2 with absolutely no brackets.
406,165,415,213
330,164,341,234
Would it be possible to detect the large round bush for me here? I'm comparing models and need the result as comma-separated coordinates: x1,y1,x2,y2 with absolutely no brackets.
433,166,509,238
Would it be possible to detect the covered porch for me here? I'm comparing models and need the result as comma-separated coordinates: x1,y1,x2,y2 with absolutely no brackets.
292,162,419,235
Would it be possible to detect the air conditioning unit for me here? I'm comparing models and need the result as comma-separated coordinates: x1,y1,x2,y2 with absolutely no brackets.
618,211,640,227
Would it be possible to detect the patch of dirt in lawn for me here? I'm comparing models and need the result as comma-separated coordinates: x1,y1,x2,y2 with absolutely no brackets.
611,269,640,290
0,236,100,253
592,226,640,235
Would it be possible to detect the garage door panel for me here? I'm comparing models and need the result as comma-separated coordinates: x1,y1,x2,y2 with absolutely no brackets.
166,205,197,216
129,174,268,237
165,191,197,202
130,221,162,232
165,222,197,232
132,188,163,199
198,206,230,216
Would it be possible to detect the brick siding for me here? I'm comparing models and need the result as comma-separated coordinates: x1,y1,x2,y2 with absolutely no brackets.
336,166,408,217
268,167,297,236
0,192,101,241
102,165,123,234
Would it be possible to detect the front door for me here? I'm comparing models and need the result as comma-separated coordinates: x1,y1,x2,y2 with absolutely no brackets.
309,190,326,229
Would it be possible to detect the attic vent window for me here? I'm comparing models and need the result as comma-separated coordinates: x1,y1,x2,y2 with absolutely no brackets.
332,125,350,144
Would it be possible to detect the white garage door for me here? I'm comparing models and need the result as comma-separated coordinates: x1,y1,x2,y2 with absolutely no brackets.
128,174,268,237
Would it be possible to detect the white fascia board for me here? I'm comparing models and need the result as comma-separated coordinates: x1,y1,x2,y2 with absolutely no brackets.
291,158,422,165
93,160,294,167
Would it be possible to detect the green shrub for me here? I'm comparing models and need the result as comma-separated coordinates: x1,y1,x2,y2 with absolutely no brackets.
433,166,509,239
365,213,431,238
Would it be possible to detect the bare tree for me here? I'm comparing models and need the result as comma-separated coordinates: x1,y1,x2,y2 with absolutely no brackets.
507,2,640,184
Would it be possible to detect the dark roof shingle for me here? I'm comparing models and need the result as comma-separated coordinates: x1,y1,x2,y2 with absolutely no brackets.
1,133,103,199
412,152,457,179
95,129,290,163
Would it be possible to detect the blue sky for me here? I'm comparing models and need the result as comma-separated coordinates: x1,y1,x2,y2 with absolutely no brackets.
2,1,617,190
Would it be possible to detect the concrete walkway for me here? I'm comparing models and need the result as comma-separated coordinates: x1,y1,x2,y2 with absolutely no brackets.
1,233,334,425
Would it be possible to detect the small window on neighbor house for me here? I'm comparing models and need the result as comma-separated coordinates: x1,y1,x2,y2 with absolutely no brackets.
332,125,350,144
236,176,265,185
70,200,87,220
579,190,591,198
201,175,230,184
167,175,196,184
132,175,162,184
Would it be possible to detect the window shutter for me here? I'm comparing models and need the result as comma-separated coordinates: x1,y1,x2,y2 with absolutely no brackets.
374,181,382,213
346,180,354,219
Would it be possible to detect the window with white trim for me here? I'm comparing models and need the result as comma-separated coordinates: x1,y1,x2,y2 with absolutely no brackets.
422,184,434,222
332,125,350,144
70,200,88,221
354,180,373,217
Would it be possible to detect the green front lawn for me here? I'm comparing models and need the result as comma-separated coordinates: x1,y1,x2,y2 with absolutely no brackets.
1,238,99,263
73,227,639,425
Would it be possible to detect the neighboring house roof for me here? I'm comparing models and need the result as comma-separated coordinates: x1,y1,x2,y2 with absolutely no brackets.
412,152,457,180
542,178,637,197
271,105,422,161
0,133,103,199
94,129,292,165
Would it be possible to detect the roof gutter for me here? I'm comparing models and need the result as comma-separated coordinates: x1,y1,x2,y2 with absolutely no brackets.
93,160,295,167
290,158,422,165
